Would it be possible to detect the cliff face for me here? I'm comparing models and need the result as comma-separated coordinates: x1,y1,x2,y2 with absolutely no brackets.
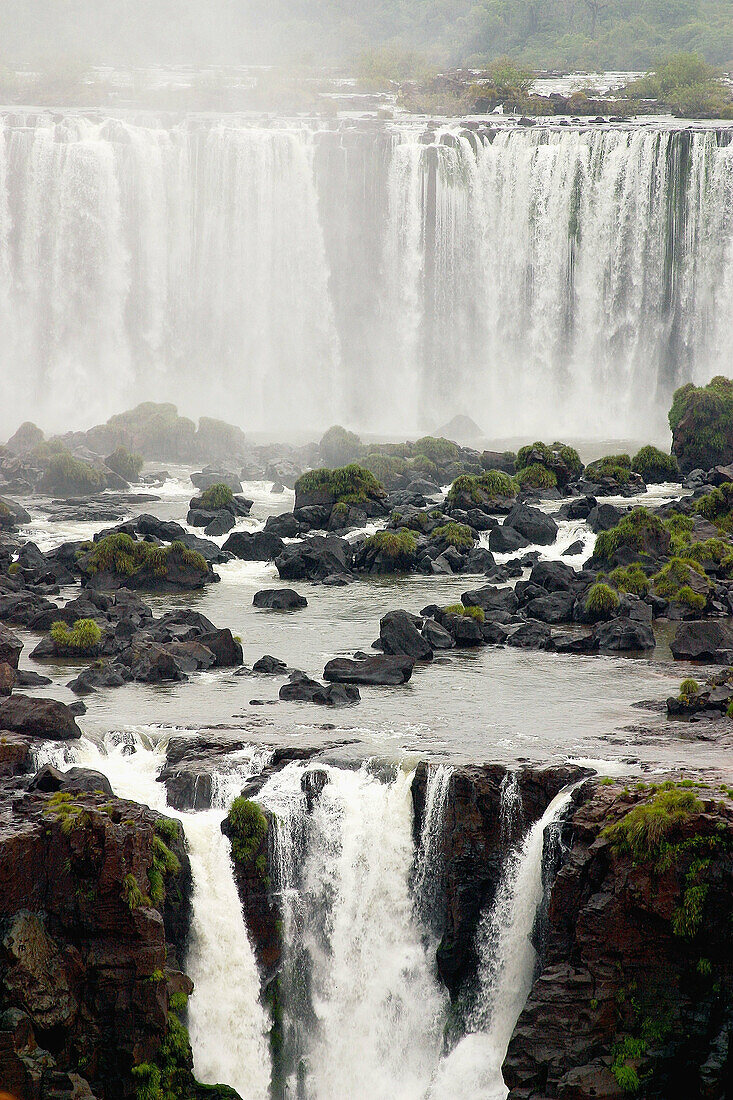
504,782,733,1100
0,784,193,1100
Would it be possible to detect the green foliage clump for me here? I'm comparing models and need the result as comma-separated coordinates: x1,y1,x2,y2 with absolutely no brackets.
228,797,268,866
611,1035,646,1092
122,873,147,911
198,483,234,510
431,522,474,549
446,470,517,505
41,452,105,494
516,440,581,476
584,453,632,485
361,453,408,486
363,529,418,567
693,482,733,533
669,377,733,472
85,533,208,579
154,817,181,844
603,787,703,862
625,54,733,118
631,445,679,483
676,585,706,610
319,424,362,466
609,564,649,597
516,463,557,489
50,617,102,653
105,446,144,482
679,678,700,698
444,603,485,622
296,464,384,506
653,557,709,603
585,582,620,615
148,834,181,905
594,508,669,562
413,436,460,464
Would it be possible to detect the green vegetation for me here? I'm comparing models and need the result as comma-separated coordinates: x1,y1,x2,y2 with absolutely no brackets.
516,440,582,479
611,1035,645,1092
148,834,181,905
693,482,733,533
624,53,733,118
83,533,208,579
105,446,144,482
653,557,710,605
669,376,733,472
43,791,90,836
362,453,408,486
413,436,460,464
516,463,557,489
198,483,235,510
679,678,700,698
122,872,146,911
584,453,632,485
594,508,669,562
585,582,620,616
446,470,517,505
50,617,102,653
154,817,181,844
319,425,362,467
363,529,418,567
430,522,474,549
604,786,703,862
295,464,385,506
631,445,679,483
227,797,268,867
41,452,105,494
609,564,649,597
444,603,485,623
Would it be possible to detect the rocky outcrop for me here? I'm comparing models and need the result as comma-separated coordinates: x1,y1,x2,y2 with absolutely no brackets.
0,696,82,741
503,781,733,1100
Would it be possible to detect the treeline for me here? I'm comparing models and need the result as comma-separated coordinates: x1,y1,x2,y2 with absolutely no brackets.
0,0,731,71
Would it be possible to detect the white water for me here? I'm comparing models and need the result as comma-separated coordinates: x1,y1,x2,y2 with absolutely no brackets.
1,117,732,438
413,763,452,930
429,785,578,1100
68,731,271,1099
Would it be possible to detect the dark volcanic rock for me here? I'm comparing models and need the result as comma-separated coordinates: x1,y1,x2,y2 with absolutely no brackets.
323,655,414,685
489,525,530,553
593,616,656,651
252,655,288,674
379,610,433,661
670,619,733,661
279,671,360,706
253,588,307,611
0,696,81,740
275,534,353,582
223,529,285,561
0,624,22,669
504,502,558,545
462,585,518,615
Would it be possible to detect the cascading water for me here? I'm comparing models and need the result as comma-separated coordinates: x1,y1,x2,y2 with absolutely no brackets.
498,770,523,843
412,763,452,933
1,115,732,438
258,762,448,1100
429,785,579,1100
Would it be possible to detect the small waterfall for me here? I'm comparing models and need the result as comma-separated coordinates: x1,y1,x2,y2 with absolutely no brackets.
258,762,448,1100
412,762,452,933
498,770,523,843
429,785,578,1100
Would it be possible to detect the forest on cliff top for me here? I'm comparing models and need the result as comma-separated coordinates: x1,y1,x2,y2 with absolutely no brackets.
0,0,732,71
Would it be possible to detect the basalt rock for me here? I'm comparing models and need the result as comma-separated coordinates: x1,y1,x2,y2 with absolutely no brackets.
670,619,733,662
379,610,433,661
323,655,415,685
279,671,360,706
0,623,23,668
223,529,285,561
275,535,353,582
504,502,559,546
0,696,82,740
253,588,308,611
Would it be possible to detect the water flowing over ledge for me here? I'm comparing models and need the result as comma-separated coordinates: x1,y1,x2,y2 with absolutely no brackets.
1,116,732,439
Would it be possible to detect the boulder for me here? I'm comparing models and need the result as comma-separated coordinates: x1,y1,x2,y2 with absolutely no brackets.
252,655,288,674
506,620,554,649
136,514,188,542
29,764,114,795
0,624,23,669
279,671,360,706
593,617,656,651
0,662,14,695
379,611,433,661
489,525,530,553
223,530,285,561
670,620,733,661
0,696,82,740
67,664,128,695
323,656,415,685
503,502,558,545
462,585,518,615
203,511,236,536
197,629,243,667
422,618,456,650
253,588,307,611
275,535,353,582
443,614,484,646
587,503,624,533
524,592,575,624
264,513,300,538
0,496,31,526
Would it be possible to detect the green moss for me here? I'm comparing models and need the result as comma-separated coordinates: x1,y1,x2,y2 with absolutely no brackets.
413,435,460,464
653,556,710,603
363,528,418,568
443,603,485,623
227,797,268,867
584,453,632,485
516,463,557,489
676,585,706,609
7,561,19,575
669,376,733,471
122,873,147,911
611,1036,645,1092
84,533,207,579
50,617,102,653
105,446,144,481
154,818,181,844
594,508,669,562
431,522,474,549
198,483,234,510
603,787,703,862
631,445,679,483
585,582,620,615
295,464,385,506
446,470,517,505
609,564,649,597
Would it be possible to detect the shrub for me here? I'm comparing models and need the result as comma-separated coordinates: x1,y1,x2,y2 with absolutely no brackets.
50,617,103,653
407,454,439,478
446,470,517,505
516,440,581,475
594,508,670,562
669,376,733,473
295,464,385,505
676,585,706,610
40,452,105,495
228,797,268,865
679,678,700,698
361,453,408,486
585,583,620,615
199,483,234,510
444,603,485,623
319,425,362,467
693,482,733,533
85,533,208,579
653,557,709,602
516,463,557,489
584,454,632,485
632,445,679,483
363,529,417,568
105,446,144,482
609,564,649,597
603,787,703,862
431,522,474,549
479,469,517,497
413,436,460,464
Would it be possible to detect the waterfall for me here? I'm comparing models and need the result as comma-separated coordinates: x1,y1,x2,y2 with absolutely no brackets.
429,785,578,1100
258,761,448,1100
499,770,523,843
412,762,452,933
69,732,272,1098
1,115,732,440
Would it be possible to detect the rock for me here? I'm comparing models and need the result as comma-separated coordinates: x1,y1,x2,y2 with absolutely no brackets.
197,628,243,667
136,514,187,542
670,619,733,661
506,619,554,649
553,631,599,654
557,495,596,520
593,616,656,651
379,610,433,661
29,764,114,795
279,671,360,706
587,502,624,532
264,512,300,538
223,529,285,561
0,662,14,695
0,624,22,669
252,655,288,674
528,560,581,593
275,534,353,582
0,696,82,740
203,511,236,536
504,502,559,545
190,469,242,493
489,525,530,553
323,656,415,685
524,592,575,624
67,663,128,695
253,588,307,610
444,613,484,646
462,585,519,615
0,496,31,526
5,421,44,454
422,618,456,649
